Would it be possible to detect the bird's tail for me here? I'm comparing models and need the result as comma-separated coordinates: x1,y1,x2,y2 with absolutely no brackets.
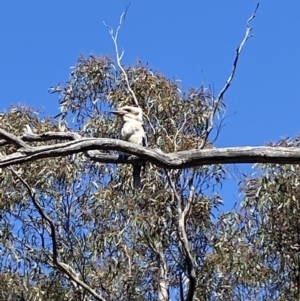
132,165,142,189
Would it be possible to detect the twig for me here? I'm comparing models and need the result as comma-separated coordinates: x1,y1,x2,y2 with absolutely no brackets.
199,3,259,148
103,6,157,139
103,4,139,107
217,3,259,102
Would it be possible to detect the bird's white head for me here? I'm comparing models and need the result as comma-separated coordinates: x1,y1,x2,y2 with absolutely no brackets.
110,106,143,122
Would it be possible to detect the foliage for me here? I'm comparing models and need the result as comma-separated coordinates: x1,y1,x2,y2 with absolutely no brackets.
0,55,226,300
1,53,299,301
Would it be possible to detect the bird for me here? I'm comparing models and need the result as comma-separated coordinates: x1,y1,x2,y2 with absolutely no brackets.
110,106,147,189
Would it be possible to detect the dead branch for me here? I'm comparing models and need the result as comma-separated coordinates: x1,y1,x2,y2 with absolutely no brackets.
103,6,157,139
103,4,139,107
0,128,32,149
1,128,300,168
217,3,259,102
199,3,259,149
0,130,81,146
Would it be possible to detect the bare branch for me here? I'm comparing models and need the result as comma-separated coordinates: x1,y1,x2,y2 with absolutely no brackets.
217,3,259,102
1,129,300,168
0,130,81,146
103,5,158,140
104,4,139,107
199,3,259,148
0,128,32,149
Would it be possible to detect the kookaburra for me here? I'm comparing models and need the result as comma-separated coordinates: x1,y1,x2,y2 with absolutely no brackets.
110,106,147,189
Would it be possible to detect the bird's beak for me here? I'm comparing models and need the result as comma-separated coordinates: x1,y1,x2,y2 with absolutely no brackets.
109,110,123,116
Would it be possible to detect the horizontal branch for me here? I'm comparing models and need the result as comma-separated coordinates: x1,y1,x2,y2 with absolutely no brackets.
0,130,81,146
1,130,300,168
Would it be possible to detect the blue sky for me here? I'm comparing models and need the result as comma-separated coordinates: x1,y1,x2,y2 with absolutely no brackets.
1,1,300,206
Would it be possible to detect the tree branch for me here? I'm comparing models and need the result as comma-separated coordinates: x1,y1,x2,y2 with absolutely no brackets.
0,128,32,149
166,172,196,301
147,233,169,301
217,3,259,102
103,4,140,107
199,3,259,148
103,6,158,138
1,128,300,168
8,167,107,301
0,130,81,146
